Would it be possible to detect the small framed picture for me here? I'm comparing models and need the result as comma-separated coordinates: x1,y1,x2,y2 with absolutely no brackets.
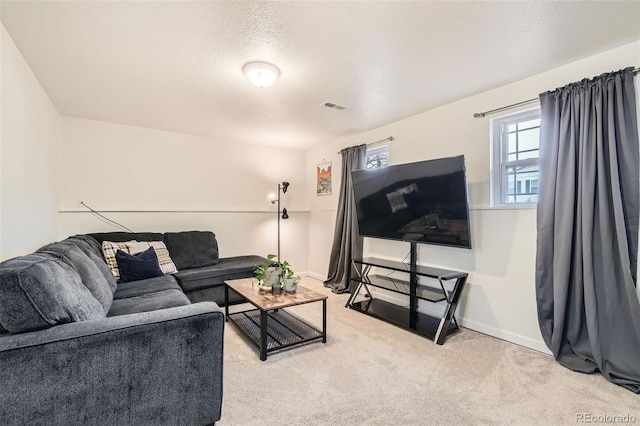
317,162,332,196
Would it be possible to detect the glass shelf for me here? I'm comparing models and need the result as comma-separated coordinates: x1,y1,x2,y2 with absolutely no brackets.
352,274,446,303
354,257,467,281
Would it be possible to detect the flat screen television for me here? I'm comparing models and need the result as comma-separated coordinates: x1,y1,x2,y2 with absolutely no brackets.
352,155,472,249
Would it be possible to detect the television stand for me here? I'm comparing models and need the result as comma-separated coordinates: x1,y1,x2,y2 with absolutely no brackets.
346,244,468,344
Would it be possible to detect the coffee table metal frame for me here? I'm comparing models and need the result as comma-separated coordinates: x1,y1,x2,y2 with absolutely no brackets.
224,278,327,361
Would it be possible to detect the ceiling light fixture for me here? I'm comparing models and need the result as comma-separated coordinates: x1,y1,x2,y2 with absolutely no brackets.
243,61,280,88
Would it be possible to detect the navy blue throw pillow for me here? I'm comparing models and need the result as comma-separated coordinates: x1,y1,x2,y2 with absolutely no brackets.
115,247,163,283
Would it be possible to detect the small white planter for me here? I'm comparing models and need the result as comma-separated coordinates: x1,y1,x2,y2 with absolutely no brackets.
283,277,298,293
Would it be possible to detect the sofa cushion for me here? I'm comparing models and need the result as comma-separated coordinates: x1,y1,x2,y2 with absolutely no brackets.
125,241,177,274
62,237,118,293
0,254,105,333
107,289,191,317
66,234,103,258
185,285,245,306
89,232,164,244
174,255,265,292
113,274,183,300
164,231,219,270
116,247,164,283
37,242,115,313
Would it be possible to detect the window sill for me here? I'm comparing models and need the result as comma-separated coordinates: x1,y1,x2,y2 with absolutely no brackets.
472,203,537,211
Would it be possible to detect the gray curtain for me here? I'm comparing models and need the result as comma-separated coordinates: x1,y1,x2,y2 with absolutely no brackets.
536,67,640,393
324,144,367,293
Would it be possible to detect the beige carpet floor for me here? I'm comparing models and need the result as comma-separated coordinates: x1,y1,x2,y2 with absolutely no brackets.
219,277,639,425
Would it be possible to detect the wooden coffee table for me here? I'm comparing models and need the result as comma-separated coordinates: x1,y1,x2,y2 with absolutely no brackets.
224,278,327,361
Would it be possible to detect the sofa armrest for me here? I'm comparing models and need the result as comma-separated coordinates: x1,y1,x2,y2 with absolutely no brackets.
0,302,224,426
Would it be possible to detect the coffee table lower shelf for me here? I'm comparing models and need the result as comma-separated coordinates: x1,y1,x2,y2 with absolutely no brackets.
227,308,324,360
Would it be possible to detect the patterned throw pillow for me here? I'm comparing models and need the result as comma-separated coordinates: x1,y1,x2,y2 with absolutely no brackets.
102,241,135,282
102,240,178,282
125,241,178,275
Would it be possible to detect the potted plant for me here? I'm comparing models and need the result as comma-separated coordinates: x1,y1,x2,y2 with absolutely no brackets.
280,260,300,293
253,254,282,291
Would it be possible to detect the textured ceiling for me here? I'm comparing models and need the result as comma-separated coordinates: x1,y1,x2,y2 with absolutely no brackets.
2,1,639,150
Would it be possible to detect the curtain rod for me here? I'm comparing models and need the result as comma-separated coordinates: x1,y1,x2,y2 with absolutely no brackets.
473,98,538,118
473,66,640,119
337,136,393,154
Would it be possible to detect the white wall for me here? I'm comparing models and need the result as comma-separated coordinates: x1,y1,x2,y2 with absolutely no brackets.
58,117,310,272
306,40,640,352
1,25,61,260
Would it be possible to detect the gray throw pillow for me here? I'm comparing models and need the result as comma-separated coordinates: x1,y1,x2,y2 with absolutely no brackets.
0,254,105,333
163,231,219,270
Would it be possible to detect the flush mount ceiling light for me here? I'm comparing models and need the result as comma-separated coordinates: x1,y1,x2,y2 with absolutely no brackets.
243,61,280,88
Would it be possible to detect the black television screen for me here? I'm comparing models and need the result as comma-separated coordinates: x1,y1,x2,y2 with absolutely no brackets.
352,155,472,249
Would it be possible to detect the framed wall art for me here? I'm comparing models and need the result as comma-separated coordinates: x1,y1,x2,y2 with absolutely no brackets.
316,161,332,196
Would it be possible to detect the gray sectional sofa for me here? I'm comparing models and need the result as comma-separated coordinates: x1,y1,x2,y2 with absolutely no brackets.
0,230,265,426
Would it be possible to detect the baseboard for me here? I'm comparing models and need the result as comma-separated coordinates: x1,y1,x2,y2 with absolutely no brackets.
459,318,552,355
301,271,326,281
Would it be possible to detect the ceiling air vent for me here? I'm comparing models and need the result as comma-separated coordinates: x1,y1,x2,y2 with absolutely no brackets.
322,101,347,111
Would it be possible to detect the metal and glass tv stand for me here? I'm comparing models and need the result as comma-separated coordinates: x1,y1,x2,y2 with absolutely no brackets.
346,242,468,345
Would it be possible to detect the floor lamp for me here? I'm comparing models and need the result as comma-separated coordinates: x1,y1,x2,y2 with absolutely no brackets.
270,181,290,261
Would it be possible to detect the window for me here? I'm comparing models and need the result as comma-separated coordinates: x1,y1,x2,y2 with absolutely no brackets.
365,145,389,169
491,108,541,205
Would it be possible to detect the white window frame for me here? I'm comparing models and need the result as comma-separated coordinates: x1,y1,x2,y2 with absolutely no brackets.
365,145,389,169
490,108,541,206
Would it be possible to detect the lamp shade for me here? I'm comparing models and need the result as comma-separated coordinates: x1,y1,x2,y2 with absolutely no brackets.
243,62,280,88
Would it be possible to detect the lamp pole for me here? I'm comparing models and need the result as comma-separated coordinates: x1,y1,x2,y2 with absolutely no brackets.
276,183,281,262
271,182,289,262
